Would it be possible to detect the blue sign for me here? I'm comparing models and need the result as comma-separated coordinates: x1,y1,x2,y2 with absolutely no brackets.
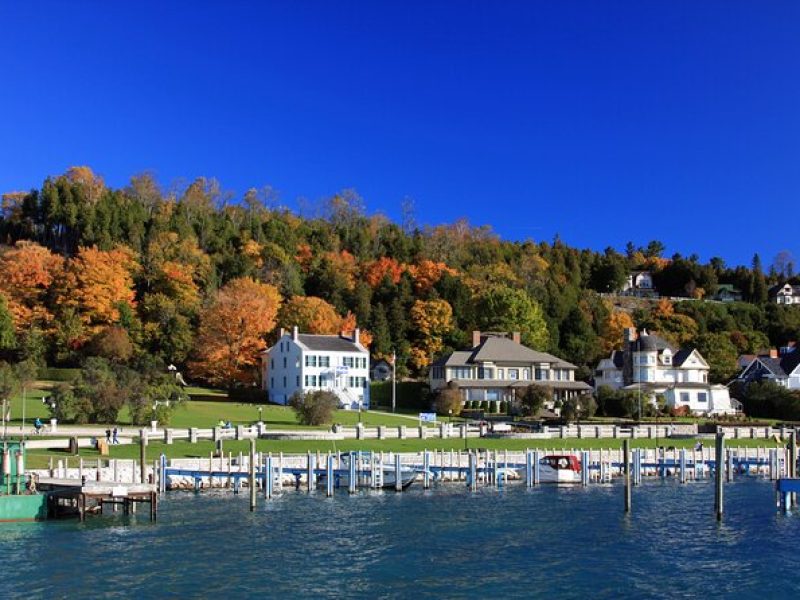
419,412,437,423
336,366,349,375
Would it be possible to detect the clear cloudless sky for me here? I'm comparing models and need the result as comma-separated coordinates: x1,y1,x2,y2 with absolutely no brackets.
1,1,799,267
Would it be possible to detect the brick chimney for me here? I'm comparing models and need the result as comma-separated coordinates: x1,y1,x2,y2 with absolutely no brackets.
292,326,298,341
770,348,779,358
512,331,521,344
279,327,285,338
354,328,360,345
472,331,482,348
622,328,638,386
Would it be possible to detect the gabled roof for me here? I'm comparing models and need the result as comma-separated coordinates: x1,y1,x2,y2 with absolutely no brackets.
779,350,800,377
769,283,800,297
295,334,366,353
469,336,576,368
431,351,473,367
754,357,787,378
672,348,703,367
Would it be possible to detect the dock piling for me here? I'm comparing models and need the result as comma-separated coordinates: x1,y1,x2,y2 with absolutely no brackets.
715,432,724,521
395,454,402,492
249,438,256,511
623,439,631,513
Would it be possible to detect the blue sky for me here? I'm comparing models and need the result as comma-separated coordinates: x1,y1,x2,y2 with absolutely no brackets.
1,2,799,267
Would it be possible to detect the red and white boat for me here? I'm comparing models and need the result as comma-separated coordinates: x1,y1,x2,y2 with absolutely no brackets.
537,454,582,483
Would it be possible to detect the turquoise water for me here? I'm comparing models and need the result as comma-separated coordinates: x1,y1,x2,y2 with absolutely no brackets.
1,479,797,599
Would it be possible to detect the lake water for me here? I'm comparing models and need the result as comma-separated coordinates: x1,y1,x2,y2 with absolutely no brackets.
1,479,797,599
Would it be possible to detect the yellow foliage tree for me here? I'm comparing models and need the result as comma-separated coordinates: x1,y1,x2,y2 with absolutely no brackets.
278,296,342,334
409,299,453,369
189,278,282,387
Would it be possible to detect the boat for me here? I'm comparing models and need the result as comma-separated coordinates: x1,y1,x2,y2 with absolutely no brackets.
317,453,418,491
1,441,48,522
535,454,582,484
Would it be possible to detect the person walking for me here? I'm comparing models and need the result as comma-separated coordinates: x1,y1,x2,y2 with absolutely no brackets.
105,429,111,444
112,427,119,444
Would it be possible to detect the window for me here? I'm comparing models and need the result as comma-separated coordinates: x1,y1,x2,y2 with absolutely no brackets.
663,355,671,365
343,357,354,368
702,372,708,383
283,376,286,388
270,377,274,388
319,356,330,368
478,367,494,379
432,366,444,379
452,367,471,379
347,376,366,388
509,369,519,380
304,375,318,387
305,355,317,367
535,368,549,381
296,376,300,387
698,392,708,403
680,392,689,404
283,357,287,368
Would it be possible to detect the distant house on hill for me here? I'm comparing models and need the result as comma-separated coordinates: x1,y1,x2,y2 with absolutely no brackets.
429,331,591,408
736,345,800,390
620,271,658,298
594,328,740,415
713,284,743,303
262,326,370,409
769,282,800,305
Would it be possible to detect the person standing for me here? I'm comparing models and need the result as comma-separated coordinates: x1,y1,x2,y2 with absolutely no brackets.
105,429,111,444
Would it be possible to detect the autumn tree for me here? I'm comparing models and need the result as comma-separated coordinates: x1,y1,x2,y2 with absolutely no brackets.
189,278,281,388
278,296,342,334
0,241,64,329
55,245,139,336
409,299,453,370
363,256,404,288
601,309,635,354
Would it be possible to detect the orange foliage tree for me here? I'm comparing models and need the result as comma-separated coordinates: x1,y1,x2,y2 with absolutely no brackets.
0,241,64,329
56,245,138,334
601,309,635,354
407,259,457,292
363,257,404,288
324,250,358,290
189,278,282,387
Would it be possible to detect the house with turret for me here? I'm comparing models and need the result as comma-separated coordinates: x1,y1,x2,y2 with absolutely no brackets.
594,328,741,415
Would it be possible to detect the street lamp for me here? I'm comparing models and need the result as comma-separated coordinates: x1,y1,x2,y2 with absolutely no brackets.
358,399,363,424
258,405,263,423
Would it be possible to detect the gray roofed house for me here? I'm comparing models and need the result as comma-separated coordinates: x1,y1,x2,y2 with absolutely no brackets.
737,347,800,390
594,328,740,416
262,326,370,409
430,331,589,409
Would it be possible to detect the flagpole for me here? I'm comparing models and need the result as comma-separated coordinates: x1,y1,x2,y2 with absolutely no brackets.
392,351,396,413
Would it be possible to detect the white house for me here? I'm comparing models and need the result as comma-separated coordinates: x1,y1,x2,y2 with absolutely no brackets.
621,271,657,297
262,327,370,409
430,331,592,410
769,283,800,305
595,328,740,416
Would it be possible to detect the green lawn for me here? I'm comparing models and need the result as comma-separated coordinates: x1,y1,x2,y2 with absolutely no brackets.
23,435,788,469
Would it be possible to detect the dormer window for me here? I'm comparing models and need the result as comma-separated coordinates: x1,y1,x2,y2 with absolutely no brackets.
663,355,671,365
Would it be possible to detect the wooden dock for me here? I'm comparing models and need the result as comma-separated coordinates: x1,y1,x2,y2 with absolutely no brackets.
36,478,158,521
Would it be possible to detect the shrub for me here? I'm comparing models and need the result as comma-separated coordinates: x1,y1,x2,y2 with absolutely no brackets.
289,390,339,426
433,387,462,416
499,401,508,414
489,400,499,413
479,400,489,412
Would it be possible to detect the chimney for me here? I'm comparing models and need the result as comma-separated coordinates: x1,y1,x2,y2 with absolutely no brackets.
512,332,521,344
354,328,360,345
472,331,482,348
770,348,778,359
292,326,298,341
622,328,637,386
279,327,285,339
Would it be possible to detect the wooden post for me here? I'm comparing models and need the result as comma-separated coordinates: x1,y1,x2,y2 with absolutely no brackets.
249,438,256,511
623,439,631,513
715,432,724,521
394,453,402,492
